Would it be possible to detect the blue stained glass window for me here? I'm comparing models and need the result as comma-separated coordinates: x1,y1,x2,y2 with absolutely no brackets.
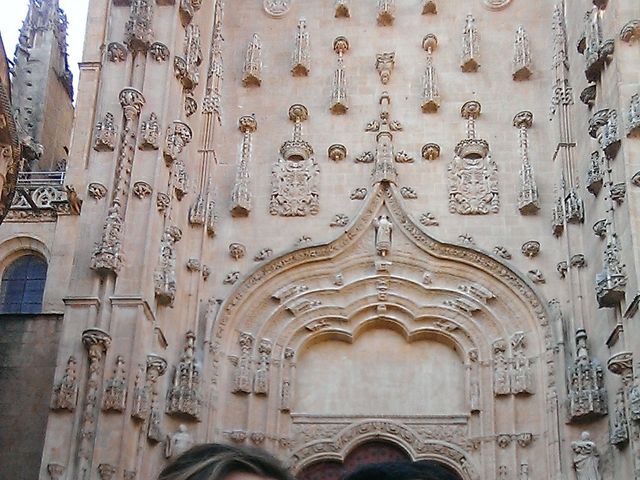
0,255,47,314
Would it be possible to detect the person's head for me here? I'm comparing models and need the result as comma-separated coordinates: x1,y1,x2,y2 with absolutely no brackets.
342,461,460,480
158,443,295,480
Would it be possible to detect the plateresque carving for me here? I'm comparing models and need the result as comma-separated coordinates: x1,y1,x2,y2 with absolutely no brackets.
513,25,532,80
449,101,498,214
330,37,349,114
375,52,395,85
263,0,292,18
568,329,607,421
231,114,257,216
242,34,262,87
461,14,480,72
291,19,310,76
166,331,201,419
154,226,182,306
514,111,539,214
421,34,440,113
51,355,78,411
377,0,395,26
270,104,319,217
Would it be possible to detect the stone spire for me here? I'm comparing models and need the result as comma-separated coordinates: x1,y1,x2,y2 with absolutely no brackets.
12,0,74,170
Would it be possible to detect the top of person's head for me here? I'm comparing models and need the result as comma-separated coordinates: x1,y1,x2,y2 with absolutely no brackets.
158,443,295,480
341,461,460,480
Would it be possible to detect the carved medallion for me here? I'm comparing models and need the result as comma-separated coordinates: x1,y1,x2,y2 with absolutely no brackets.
263,0,291,17
482,0,513,10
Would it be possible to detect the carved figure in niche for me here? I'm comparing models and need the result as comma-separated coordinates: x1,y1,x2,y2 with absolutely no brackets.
493,339,511,395
270,105,319,217
572,432,602,480
374,215,392,257
629,368,640,421
449,101,499,214
91,200,124,274
164,425,194,459
139,112,160,150
232,333,254,394
610,388,628,446
511,332,534,395
628,93,640,137
102,355,127,412
375,52,395,85
124,0,153,52
254,339,272,395
280,348,294,412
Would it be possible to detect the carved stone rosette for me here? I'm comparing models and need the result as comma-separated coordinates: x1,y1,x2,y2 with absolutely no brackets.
330,37,349,115
291,19,310,76
421,35,440,113
231,115,258,216
242,34,262,87
166,331,202,420
513,111,539,214
154,226,182,306
449,101,498,214
78,328,112,464
270,105,319,217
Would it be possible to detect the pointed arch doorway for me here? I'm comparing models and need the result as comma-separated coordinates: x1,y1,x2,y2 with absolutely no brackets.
297,441,461,480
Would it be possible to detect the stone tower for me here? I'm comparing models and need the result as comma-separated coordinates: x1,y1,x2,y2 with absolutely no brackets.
0,1,639,480
12,0,74,170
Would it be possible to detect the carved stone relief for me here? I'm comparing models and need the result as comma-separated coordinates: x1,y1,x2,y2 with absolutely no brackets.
513,26,532,80
93,113,117,152
102,355,127,412
461,14,480,72
586,151,603,196
232,333,254,394
291,19,310,76
572,431,603,480
421,34,440,113
231,114,257,216
328,144,347,161
596,228,626,308
330,37,349,114
166,331,201,419
263,0,292,18
163,121,192,165
124,0,153,52
578,8,614,83
514,111,538,214
589,108,620,159
253,339,272,395
51,355,78,411
107,42,127,63
242,34,263,87
165,425,194,459
139,112,160,150
375,52,395,85
628,93,640,138
154,226,182,306
449,101,498,214
422,0,437,14
270,105,319,217
568,329,607,421
610,388,629,446
174,24,202,91
620,20,640,43
149,42,170,62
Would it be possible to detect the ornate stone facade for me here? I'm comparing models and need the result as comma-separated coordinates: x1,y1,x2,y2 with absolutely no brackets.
4,1,640,480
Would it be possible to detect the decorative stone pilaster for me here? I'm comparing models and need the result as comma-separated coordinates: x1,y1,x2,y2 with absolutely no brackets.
421,34,440,113
291,18,310,76
514,111,538,214
567,329,607,422
242,34,262,87
154,226,182,306
166,331,202,420
513,25,532,80
461,14,480,72
78,328,112,465
330,37,349,115
231,114,257,216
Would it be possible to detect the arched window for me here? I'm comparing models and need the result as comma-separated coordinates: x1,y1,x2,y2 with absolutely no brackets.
0,254,47,313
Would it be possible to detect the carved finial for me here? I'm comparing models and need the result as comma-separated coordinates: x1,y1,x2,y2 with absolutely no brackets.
291,18,311,76
461,14,480,72
421,35,440,113
242,33,262,87
231,115,258,217
330,37,350,114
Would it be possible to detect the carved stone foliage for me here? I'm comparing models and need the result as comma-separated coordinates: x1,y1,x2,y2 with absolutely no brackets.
330,37,349,115
166,331,201,420
79,329,111,463
421,35,440,113
420,212,439,227
449,101,498,214
163,121,192,165
620,20,640,43
270,105,319,217
521,240,540,258
514,111,538,214
242,34,262,87
377,0,395,26
350,187,367,200
568,329,607,421
174,24,203,91
513,26,532,80
263,0,291,18
375,52,395,85
571,431,603,480
102,355,127,412
330,214,349,227
154,226,182,306
139,112,160,150
231,115,257,217
124,0,154,52
589,108,620,159
254,248,273,261
578,8,614,83
596,230,627,308
335,0,350,18
253,339,272,395
461,14,480,72
291,19,310,76
232,333,254,394
229,243,246,260
51,355,78,411
107,42,127,63
627,93,640,138
93,112,117,152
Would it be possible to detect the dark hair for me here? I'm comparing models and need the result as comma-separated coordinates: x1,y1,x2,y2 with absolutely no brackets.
158,443,295,480
342,461,460,480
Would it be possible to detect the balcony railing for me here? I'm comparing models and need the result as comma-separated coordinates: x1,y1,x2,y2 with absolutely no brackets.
17,171,66,187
